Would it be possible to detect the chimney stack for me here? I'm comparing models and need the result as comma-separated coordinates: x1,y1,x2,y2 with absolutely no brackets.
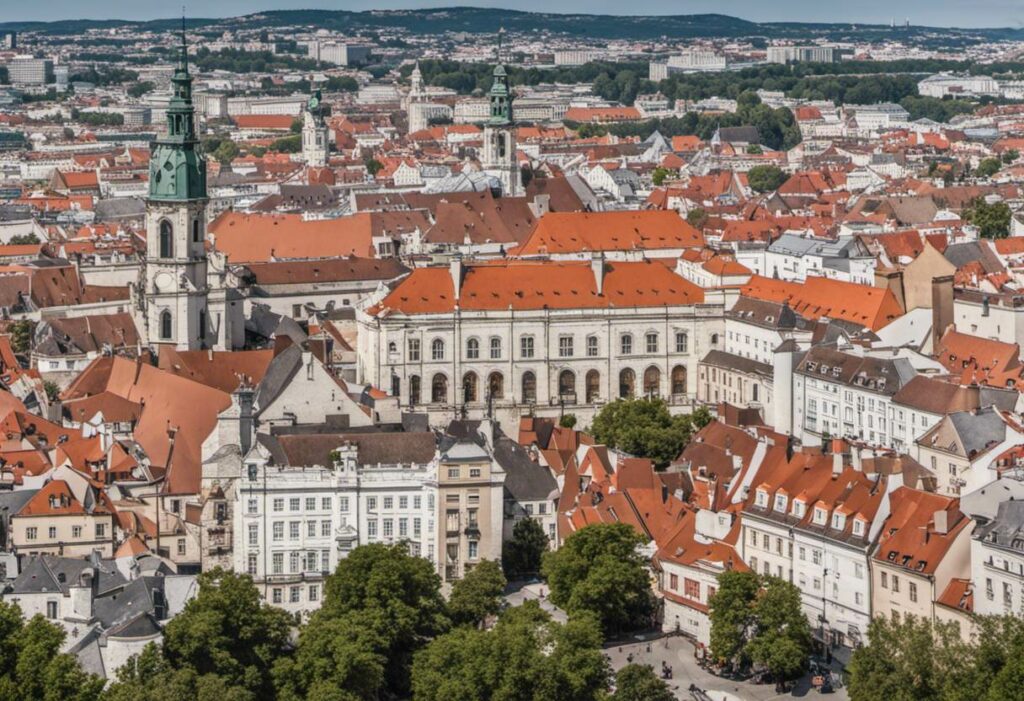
931,274,954,343
450,256,463,301
591,252,605,295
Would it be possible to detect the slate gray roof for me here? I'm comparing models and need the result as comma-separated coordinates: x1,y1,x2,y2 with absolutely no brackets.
9,554,125,596
948,407,1008,457
974,500,1024,553
495,435,557,502
259,429,437,467
700,349,773,378
254,343,303,414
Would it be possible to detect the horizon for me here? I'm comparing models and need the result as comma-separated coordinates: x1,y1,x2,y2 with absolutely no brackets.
8,1,1024,30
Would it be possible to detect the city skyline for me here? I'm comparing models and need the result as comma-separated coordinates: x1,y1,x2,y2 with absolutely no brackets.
9,0,1024,30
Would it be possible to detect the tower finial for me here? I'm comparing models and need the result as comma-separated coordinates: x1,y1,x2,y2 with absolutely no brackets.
496,26,504,65
179,8,188,73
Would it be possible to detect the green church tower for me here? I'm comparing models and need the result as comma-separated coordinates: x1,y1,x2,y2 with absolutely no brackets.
149,29,206,201
482,30,521,196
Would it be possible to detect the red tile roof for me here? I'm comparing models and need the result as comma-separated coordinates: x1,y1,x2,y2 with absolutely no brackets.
519,211,704,256
740,275,904,330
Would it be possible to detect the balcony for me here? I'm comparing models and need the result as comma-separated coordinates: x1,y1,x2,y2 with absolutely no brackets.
464,524,481,538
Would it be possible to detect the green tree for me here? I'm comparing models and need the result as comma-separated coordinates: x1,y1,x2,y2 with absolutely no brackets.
1001,149,1019,164
976,157,1002,178
651,167,671,186
746,144,764,154
965,197,1012,239
503,517,549,579
365,158,384,176
611,663,674,701
161,568,291,699
448,559,506,628
708,570,760,669
290,117,302,133
746,577,812,681
43,381,60,403
686,207,708,229
212,139,240,165
747,164,789,193
127,81,154,98
269,134,302,153
0,602,103,701
590,398,711,468
8,233,40,245
9,320,32,355
559,413,577,429
542,522,655,637
411,600,610,701
314,543,449,698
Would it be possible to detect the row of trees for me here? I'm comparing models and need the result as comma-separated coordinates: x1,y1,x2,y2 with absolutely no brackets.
5,523,670,701
847,614,1024,701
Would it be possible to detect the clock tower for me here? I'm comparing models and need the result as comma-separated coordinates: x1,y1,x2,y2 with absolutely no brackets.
140,28,211,350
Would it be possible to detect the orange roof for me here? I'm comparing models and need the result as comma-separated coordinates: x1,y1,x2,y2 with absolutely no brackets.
157,348,274,393
519,211,703,256
564,106,642,123
233,114,297,130
874,487,969,575
937,328,1024,387
17,479,110,517
740,274,904,330
209,211,376,262
671,135,704,151
372,259,704,315
937,578,973,613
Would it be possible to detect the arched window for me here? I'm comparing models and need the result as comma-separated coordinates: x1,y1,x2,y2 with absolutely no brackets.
488,372,504,399
671,365,688,396
409,375,421,405
159,220,173,259
711,333,719,346
620,333,633,355
619,368,635,399
522,372,537,402
159,310,173,340
489,337,502,360
431,338,445,361
558,370,576,400
388,341,397,354
192,219,200,243
586,335,599,357
463,372,478,403
644,366,661,397
431,374,448,403
586,370,601,404
466,338,479,359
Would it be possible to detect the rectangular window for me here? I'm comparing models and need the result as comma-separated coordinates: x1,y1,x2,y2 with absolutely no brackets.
72,525,82,538
384,497,394,510
290,586,301,603
910,582,917,602
26,527,37,540
247,554,257,575
177,538,186,556
46,601,58,619
399,518,408,537
309,585,319,602
408,339,420,362
248,523,259,546
470,468,481,478
306,497,316,511
273,498,284,512
587,336,598,357
368,520,378,538
307,521,316,538
289,522,300,540
290,552,300,573
383,519,394,538
290,498,300,511
413,496,422,510
448,468,460,479
490,337,501,360
272,588,283,604
558,336,573,358
414,518,422,537
684,578,700,599
322,497,332,510
367,497,377,511
322,550,330,572
469,541,478,559
322,521,332,537
95,523,106,538
339,497,349,512
520,336,534,359
676,332,688,354
646,333,658,354
48,526,56,539
272,553,284,574
892,575,900,593
399,496,409,510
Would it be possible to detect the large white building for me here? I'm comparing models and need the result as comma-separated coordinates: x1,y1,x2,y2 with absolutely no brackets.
357,258,724,432
234,430,439,613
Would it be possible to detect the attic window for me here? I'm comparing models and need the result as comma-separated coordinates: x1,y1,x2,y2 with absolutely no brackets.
814,507,827,524
756,489,768,508
832,513,845,530
792,500,805,518
852,519,864,536
774,494,787,512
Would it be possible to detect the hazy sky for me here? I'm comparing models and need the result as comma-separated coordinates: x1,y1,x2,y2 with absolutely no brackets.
11,0,1024,29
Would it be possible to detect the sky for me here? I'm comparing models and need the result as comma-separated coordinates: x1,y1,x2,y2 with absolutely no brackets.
10,0,1024,29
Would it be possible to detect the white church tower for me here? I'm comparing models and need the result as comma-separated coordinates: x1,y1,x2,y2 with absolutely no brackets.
301,88,330,168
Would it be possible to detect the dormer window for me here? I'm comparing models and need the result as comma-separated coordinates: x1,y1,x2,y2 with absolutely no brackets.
853,518,865,536
814,507,827,524
756,489,768,508
832,513,846,530
793,500,805,518
774,494,787,512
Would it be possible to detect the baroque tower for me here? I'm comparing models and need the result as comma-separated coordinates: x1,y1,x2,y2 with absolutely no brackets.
301,88,330,168
140,28,211,350
481,40,522,197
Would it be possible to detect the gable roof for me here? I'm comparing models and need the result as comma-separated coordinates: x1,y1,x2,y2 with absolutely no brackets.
740,274,904,330
518,210,704,256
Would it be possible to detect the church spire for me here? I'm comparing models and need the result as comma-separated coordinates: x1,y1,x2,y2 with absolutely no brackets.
487,28,512,126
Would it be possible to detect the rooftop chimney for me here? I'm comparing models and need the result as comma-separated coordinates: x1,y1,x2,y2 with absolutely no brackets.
591,252,605,295
449,256,463,301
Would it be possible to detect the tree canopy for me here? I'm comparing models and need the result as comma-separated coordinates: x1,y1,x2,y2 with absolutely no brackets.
590,398,712,468
611,664,675,701
747,164,790,193
503,516,550,579
964,197,1012,239
541,522,655,638
448,559,507,628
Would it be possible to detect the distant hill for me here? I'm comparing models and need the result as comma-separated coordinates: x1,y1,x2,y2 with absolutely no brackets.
2,7,1023,43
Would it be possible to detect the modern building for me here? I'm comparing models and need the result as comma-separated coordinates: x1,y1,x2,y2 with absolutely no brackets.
7,56,53,85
